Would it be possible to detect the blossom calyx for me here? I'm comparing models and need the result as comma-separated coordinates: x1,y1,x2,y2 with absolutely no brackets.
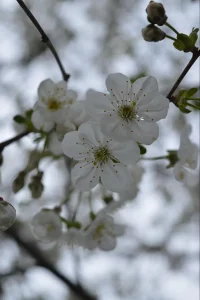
146,1,167,26
142,24,166,42
12,171,26,193
28,171,44,199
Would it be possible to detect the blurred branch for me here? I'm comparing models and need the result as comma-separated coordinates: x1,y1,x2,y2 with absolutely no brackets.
16,0,70,82
7,226,97,300
0,131,30,152
167,47,200,104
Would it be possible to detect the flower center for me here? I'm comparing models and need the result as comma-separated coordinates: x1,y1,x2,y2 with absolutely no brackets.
118,104,136,122
93,146,110,165
47,98,62,111
93,224,105,240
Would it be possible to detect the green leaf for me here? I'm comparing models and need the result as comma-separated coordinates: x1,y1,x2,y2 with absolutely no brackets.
173,40,185,51
179,106,191,114
138,144,147,155
187,88,198,97
176,33,194,52
189,28,199,44
13,115,26,124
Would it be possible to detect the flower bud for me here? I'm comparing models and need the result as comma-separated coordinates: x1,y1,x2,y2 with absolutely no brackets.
12,171,26,193
28,171,44,199
142,24,166,42
0,198,16,231
146,1,167,26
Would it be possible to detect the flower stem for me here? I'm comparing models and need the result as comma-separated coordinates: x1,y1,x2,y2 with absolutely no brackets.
16,0,70,81
141,155,168,161
165,22,179,35
167,48,200,103
0,131,30,152
165,34,177,41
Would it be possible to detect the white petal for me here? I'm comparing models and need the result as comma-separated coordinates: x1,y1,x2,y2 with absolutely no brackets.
48,132,62,156
133,76,158,106
66,90,77,103
173,162,191,184
109,140,140,164
62,131,88,160
72,162,99,191
101,161,132,192
130,120,159,144
106,73,131,103
99,235,117,251
85,89,113,119
100,113,132,141
38,79,54,100
31,110,54,132
112,224,125,236
137,93,169,121
78,122,104,146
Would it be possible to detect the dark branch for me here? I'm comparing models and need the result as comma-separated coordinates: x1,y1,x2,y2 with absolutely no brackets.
167,47,200,105
16,0,70,82
0,131,30,152
7,226,97,300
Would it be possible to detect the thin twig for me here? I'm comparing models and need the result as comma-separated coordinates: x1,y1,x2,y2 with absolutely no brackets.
0,131,30,152
16,0,70,82
167,47,200,104
7,226,97,300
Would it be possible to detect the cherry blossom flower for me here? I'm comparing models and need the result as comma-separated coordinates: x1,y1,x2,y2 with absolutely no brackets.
31,210,62,243
33,79,77,125
62,122,140,192
85,73,169,144
174,124,198,184
83,213,124,251
0,198,16,231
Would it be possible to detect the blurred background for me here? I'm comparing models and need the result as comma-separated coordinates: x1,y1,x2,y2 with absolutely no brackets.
0,0,199,299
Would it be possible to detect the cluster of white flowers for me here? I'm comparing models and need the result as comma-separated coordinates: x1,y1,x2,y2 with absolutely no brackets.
2,72,199,251
28,73,171,251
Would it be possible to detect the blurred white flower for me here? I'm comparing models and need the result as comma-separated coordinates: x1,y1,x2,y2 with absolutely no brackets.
31,210,62,243
62,121,140,192
34,79,77,124
84,213,124,251
85,73,169,144
0,198,16,231
174,124,198,184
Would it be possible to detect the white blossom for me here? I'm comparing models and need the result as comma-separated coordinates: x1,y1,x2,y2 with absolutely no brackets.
31,210,62,243
0,198,16,231
174,124,198,184
34,79,77,124
62,122,140,192
85,73,169,144
83,213,124,251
